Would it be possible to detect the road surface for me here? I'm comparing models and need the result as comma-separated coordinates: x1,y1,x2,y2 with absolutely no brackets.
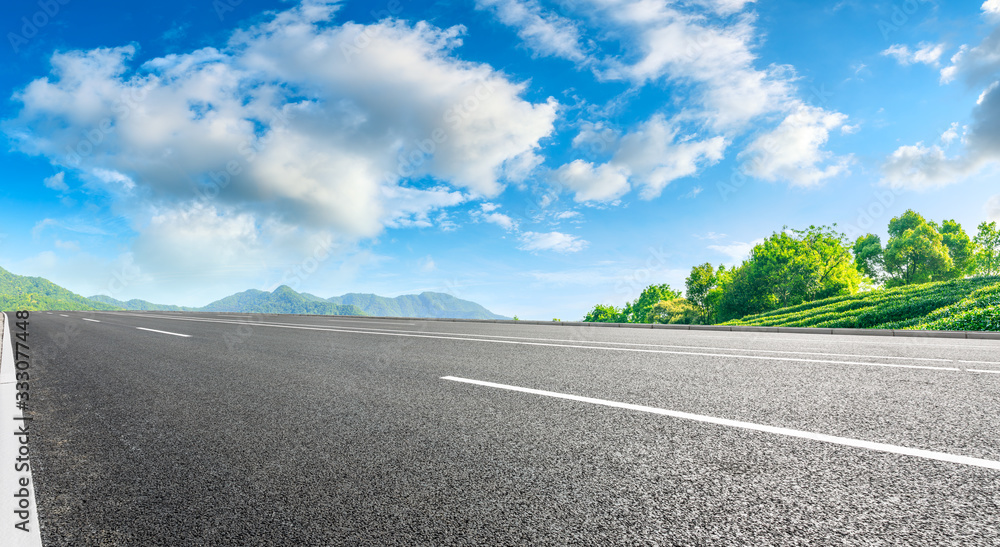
19,311,1000,545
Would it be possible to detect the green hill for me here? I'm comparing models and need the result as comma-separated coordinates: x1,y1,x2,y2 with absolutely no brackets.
328,291,509,320
199,286,366,316
0,266,120,312
723,277,1000,331
88,294,198,312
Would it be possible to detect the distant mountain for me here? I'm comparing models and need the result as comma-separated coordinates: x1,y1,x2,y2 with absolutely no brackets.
88,295,197,312
199,286,365,316
75,279,505,319
0,267,119,311
328,291,509,320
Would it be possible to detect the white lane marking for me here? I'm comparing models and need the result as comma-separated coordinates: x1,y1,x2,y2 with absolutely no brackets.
105,313,962,372
967,369,1000,375
108,312,993,367
46,312,53,315
59,314,69,317
136,327,191,338
443,376,1000,471
82,318,101,323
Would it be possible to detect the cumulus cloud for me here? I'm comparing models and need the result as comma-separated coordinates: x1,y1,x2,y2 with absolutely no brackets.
471,202,519,231
43,172,68,192
475,0,589,62
4,1,557,246
939,28,1000,85
881,42,946,67
984,0,1000,16
741,104,852,186
884,43,1000,188
553,160,630,202
612,115,726,198
518,231,588,253
555,115,725,202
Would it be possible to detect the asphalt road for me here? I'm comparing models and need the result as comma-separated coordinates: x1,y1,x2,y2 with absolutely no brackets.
21,311,1000,545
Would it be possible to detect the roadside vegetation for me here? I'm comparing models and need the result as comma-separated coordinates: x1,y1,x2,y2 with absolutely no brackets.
584,211,1000,331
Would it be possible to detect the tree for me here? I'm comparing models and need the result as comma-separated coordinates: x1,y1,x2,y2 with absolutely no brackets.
852,234,885,282
647,298,701,325
974,221,1000,276
884,211,952,285
713,225,861,322
938,220,975,279
685,263,718,321
584,304,624,323
622,284,681,323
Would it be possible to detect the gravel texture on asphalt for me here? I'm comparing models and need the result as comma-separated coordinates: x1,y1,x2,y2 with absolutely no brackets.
26,312,1000,546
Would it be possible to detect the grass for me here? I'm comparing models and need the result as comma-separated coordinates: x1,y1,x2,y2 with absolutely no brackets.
722,276,1000,331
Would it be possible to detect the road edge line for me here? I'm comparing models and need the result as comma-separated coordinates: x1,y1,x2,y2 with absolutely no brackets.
0,313,43,546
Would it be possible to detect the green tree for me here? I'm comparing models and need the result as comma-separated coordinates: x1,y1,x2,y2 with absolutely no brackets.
647,298,702,324
584,304,625,323
685,263,717,320
974,221,1000,276
623,284,681,323
852,234,885,282
884,211,953,285
938,219,975,279
714,225,861,322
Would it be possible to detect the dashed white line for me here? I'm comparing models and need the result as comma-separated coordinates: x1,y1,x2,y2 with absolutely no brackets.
442,376,1000,471
59,314,69,317
136,327,191,338
108,314,961,372
82,318,101,323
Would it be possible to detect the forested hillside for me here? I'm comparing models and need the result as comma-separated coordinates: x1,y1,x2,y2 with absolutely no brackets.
0,267,119,311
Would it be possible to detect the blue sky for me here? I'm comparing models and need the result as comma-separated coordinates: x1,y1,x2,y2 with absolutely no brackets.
1,0,999,320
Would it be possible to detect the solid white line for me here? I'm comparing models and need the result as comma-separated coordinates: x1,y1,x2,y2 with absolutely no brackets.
442,376,1000,471
115,316,1000,365
82,318,101,323
104,313,969,372
136,327,191,338
134,314,962,371
967,369,1000,375
0,314,44,546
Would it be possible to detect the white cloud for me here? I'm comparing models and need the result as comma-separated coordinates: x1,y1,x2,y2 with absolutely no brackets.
586,1,798,130
881,143,982,189
554,211,581,220
695,231,728,240
941,122,961,145
484,212,518,231
471,202,518,231
883,75,1000,188
54,240,80,252
43,172,68,192
984,0,1000,16
5,2,557,245
612,115,726,198
708,238,762,264
692,0,756,16
939,29,1000,86
741,104,851,186
475,0,589,62
553,160,630,202
841,124,860,135
881,42,946,67
417,255,436,273
987,194,1000,221
518,231,588,253
556,114,726,202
